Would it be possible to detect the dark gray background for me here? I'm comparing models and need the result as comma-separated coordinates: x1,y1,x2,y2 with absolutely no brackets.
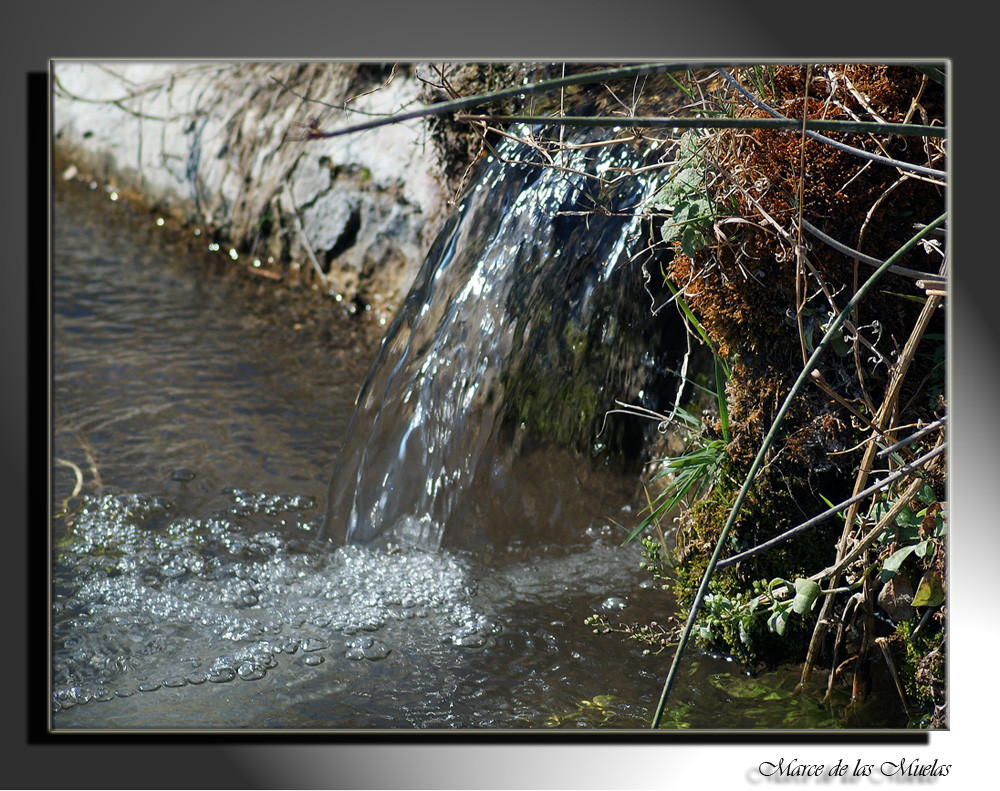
8,2,991,787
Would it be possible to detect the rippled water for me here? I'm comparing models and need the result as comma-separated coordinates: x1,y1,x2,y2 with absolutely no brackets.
49,178,675,729
50,172,865,731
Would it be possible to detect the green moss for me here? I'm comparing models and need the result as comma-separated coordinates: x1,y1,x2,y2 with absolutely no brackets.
894,616,946,726
668,447,845,667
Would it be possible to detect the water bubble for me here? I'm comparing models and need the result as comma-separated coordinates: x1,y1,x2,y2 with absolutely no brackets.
345,636,391,661
237,662,266,681
601,596,628,611
277,637,300,654
207,667,236,683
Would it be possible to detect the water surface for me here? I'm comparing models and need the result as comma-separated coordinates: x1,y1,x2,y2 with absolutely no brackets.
49,176,863,731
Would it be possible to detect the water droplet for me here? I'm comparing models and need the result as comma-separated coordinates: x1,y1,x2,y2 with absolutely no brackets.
277,637,300,654
137,682,161,692
345,636,391,661
170,468,196,482
163,677,187,688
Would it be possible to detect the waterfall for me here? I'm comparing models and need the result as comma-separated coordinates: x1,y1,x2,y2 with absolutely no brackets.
322,127,684,551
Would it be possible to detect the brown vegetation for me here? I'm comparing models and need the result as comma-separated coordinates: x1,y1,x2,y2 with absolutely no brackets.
651,64,947,727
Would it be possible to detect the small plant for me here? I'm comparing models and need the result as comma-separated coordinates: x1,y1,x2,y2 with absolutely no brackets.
612,282,731,547
874,484,946,591
584,613,678,657
651,131,717,258
638,534,675,586
616,403,727,547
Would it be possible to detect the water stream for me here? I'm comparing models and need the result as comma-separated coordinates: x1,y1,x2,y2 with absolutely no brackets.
323,130,683,551
50,136,863,730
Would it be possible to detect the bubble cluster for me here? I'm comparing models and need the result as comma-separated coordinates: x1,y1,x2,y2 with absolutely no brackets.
51,491,500,713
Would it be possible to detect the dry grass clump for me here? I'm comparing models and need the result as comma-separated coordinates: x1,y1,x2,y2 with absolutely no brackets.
668,64,944,367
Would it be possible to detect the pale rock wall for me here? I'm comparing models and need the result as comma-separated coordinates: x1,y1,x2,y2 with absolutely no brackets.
52,61,451,318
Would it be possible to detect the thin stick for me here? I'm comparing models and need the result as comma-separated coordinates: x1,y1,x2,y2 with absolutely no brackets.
876,636,913,720
715,442,945,569
303,63,716,140
876,417,947,458
456,113,946,139
800,219,939,281
794,66,813,367
282,182,329,286
55,458,85,514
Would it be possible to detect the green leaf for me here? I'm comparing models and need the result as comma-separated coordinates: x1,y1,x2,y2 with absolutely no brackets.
880,545,917,583
672,168,701,193
911,572,945,607
819,493,844,520
768,607,789,636
738,619,751,646
688,197,712,217
913,539,933,558
918,484,937,506
680,227,706,257
894,509,921,543
791,578,822,615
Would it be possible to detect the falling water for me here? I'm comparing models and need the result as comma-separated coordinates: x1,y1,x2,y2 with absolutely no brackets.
323,126,684,552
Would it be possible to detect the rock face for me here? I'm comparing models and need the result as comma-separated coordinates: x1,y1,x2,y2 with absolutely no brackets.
52,61,450,317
